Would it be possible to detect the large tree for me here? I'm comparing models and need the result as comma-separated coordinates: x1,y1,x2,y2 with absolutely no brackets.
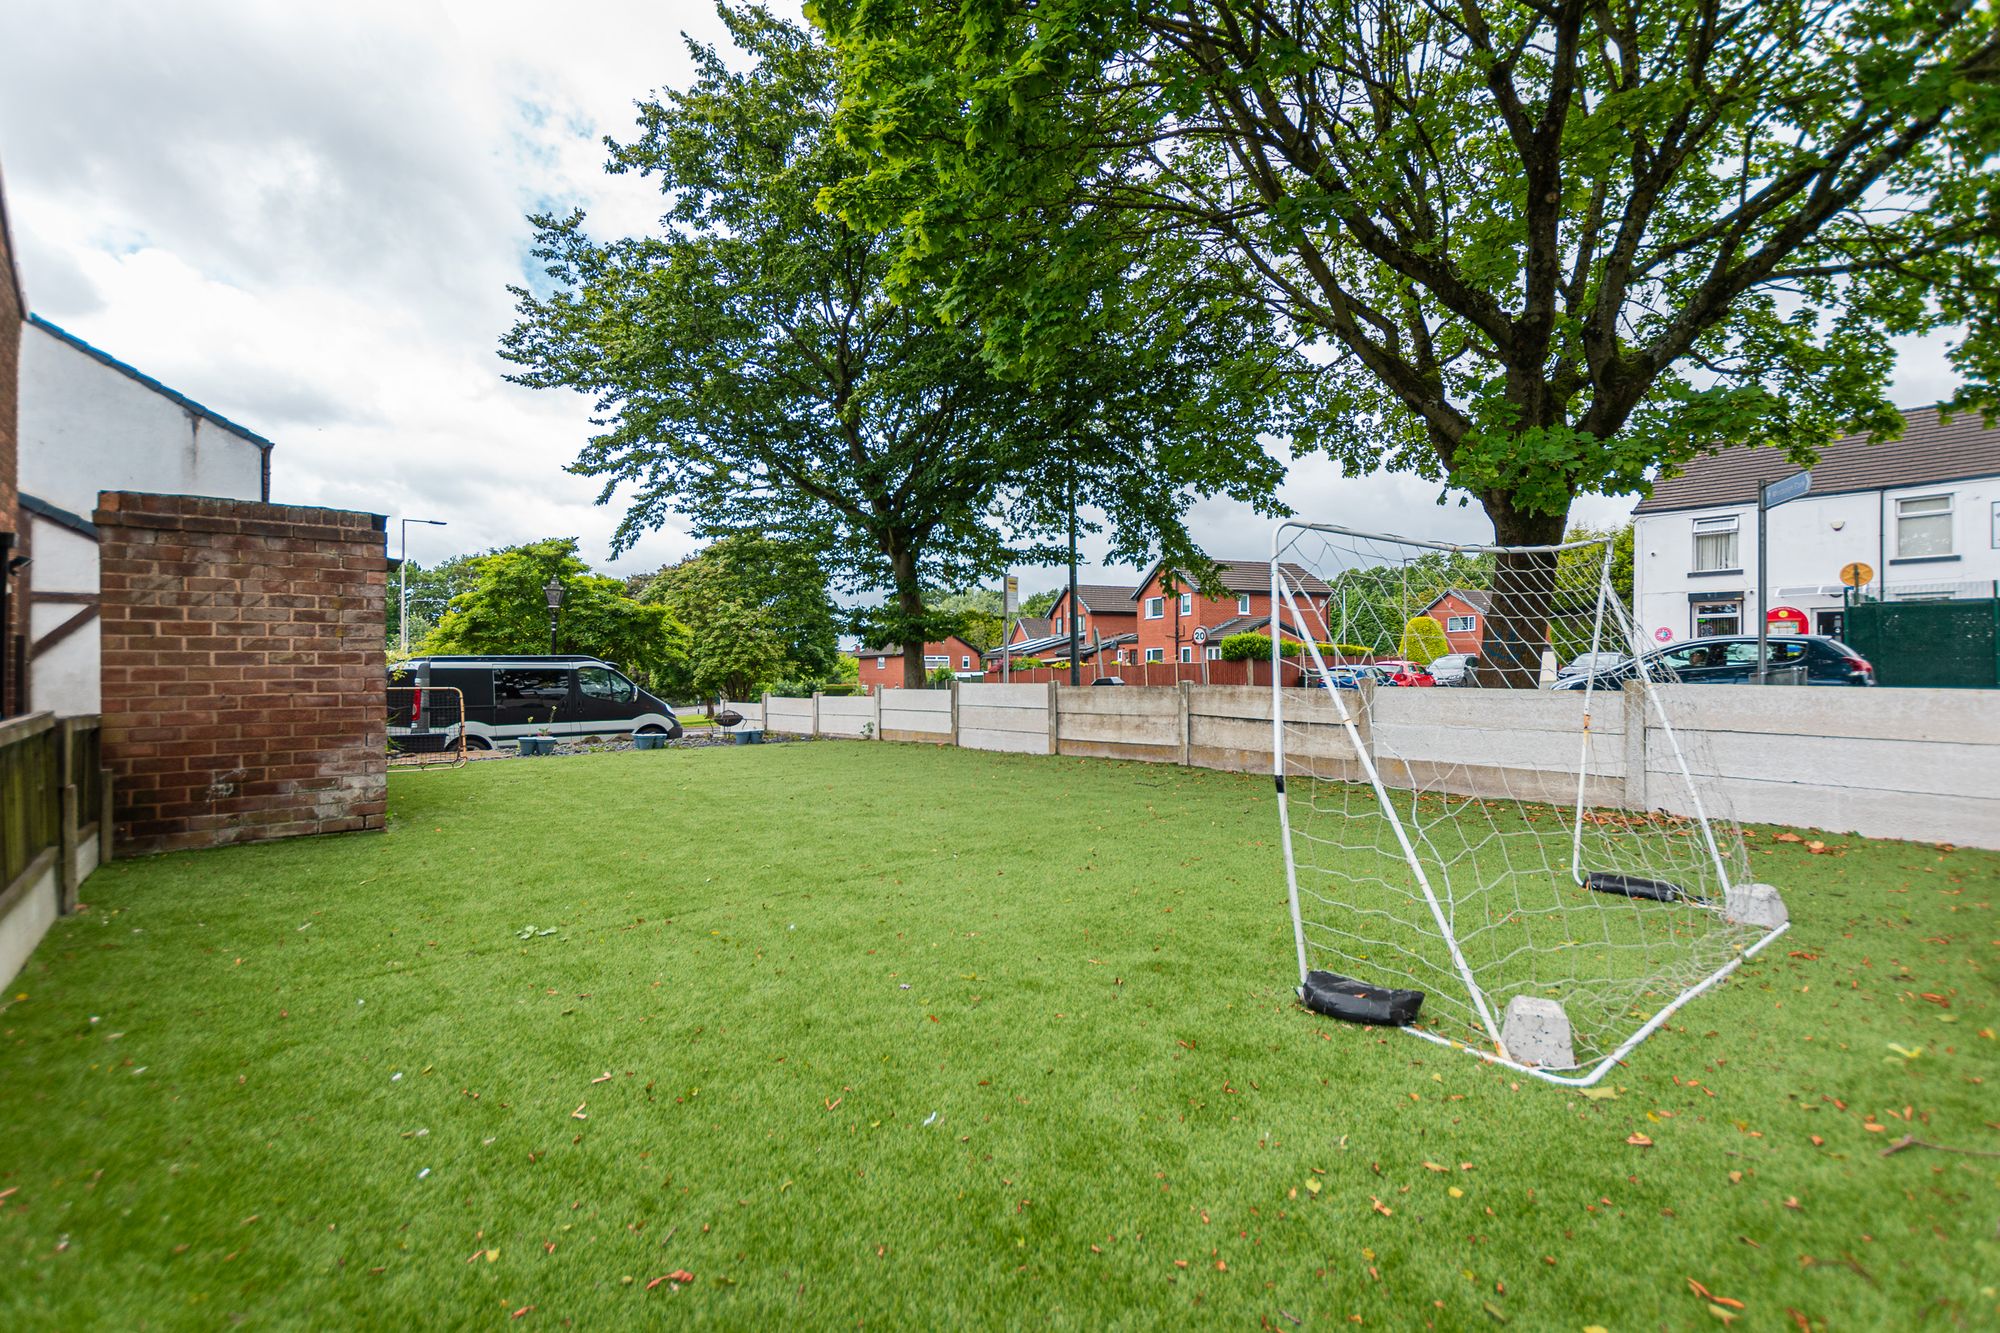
504,5,1294,687
638,533,842,702
819,0,2000,681
424,539,688,685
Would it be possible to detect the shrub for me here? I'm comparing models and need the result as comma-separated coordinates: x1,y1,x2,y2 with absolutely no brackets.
927,666,957,688
1398,615,1453,666
1219,632,1303,661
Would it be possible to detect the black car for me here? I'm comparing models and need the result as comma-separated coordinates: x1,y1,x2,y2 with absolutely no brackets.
1550,634,1874,688
388,655,682,750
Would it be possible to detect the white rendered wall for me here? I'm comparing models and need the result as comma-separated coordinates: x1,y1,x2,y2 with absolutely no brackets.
1634,475,1999,646
18,322,265,515
25,520,101,717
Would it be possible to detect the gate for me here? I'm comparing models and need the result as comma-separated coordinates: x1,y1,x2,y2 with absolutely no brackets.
386,685,468,769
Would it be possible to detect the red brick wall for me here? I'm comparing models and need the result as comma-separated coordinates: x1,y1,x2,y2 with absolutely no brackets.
94,492,388,854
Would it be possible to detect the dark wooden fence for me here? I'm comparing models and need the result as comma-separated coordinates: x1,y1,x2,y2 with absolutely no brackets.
1,712,111,925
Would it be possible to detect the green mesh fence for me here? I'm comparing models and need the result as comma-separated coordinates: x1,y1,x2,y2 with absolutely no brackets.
1843,595,2000,689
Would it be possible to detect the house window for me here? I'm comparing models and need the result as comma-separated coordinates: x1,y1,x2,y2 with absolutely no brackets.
1692,515,1739,571
1178,593,1192,615
1179,645,1193,663
961,655,971,669
924,655,948,668
1206,646,1222,661
1236,593,1251,614
1145,597,1164,619
1896,494,1953,557
1445,614,1476,633
1145,647,1164,663
875,656,884,670
1691,599,1741,637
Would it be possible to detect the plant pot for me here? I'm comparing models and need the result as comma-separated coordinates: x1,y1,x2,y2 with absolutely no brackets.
517,736,557,756
732,729,764,745
632,733,668,750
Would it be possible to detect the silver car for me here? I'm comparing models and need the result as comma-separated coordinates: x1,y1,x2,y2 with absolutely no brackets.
1429,653,1478,686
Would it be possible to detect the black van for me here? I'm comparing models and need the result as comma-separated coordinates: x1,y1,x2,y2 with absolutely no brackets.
388,655,682,751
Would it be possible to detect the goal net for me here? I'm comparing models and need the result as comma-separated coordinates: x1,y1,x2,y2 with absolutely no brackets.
1268,522,1788,1086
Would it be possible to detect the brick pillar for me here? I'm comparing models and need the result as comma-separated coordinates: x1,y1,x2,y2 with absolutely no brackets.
94,492,388,854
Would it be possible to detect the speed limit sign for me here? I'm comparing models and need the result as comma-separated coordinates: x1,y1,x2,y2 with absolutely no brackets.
1192,626,1207,644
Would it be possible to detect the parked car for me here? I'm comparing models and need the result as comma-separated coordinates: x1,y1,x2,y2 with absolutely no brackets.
1559,651,1628,678
1090,676,1127,687
387,654,683,750
1428,653,1479,686
1549,635,1874,688
1372,659,1436,688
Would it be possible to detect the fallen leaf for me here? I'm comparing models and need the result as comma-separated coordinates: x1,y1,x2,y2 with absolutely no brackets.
1304,1178,1321,1195
1578,1087,1619,1101
1371,1196,1393,1217
571,1103,588,1120
591,1071,613,1084
1626,1133,1654,1147
1422,1161,1449,1173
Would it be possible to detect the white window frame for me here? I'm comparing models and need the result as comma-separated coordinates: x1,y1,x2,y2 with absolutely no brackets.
875,656,885,670
1145,597,1164,619
1144,647,1164,663
1178,593,1193,615
923,654,949,669
1179,645,1193,663
961,655,971,669
1692,515,1740,572
1895,493,1954,558
1053,615,1063,635
1205,645,1222,661
1445,614,1476,633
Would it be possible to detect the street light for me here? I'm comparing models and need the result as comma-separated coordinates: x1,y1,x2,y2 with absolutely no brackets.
398,518,448,654
544,576,564,654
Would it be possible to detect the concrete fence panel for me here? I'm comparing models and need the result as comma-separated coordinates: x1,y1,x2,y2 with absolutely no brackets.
1372,688,1626,807
721,700,764,728
818,694,877,739
1188,685,1364,775
956,682,1054,755
880,689,953,744
765,696,815,735
1055,685,1182,763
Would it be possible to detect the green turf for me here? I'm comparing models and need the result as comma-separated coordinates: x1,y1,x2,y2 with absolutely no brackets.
2,741,1994,1329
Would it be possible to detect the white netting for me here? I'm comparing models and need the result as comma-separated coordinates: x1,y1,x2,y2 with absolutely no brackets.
1270,523,1783,1084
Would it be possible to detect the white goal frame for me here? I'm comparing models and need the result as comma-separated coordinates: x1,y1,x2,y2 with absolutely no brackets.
1269,520,1789,1087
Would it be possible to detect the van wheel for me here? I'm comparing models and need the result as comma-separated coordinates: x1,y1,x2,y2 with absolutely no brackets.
635,724,667,736
464,736,493,752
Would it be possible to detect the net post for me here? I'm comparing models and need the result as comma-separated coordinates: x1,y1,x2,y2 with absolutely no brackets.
1271,526,1310,990
1569,537,1616,884
1276,572,1509,1060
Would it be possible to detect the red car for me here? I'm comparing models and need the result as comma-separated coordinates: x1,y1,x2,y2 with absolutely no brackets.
1372,659,1436,687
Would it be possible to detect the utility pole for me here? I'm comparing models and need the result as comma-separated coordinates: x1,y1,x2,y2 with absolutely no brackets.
398,517,447,654
1756,470,1812,682
1067,471,1081,688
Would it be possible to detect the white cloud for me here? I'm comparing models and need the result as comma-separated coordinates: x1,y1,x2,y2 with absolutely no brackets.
0,0,1965,592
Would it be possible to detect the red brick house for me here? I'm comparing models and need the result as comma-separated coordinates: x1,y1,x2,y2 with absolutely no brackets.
1045,583,1138,648
1129,558,1331,665
1005,616,1052,646
857,634,984,690
1422,588,1490,655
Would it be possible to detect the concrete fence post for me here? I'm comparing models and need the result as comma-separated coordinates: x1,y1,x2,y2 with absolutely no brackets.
949,680,961,748
761,692,772,733
1621,680,1649,810
1355,678,1377,761
810,692,822,738
1177,681,1193,767
1047,681,1060,756
871,686,882,740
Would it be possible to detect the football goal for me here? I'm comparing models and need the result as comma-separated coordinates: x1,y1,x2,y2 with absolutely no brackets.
1267,521,1790,1087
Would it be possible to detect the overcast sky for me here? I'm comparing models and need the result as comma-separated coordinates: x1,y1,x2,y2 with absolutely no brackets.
0,1,1965,595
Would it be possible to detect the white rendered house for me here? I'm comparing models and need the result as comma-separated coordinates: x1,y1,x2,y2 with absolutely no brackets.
16,315,272,715
1631,407,1999,648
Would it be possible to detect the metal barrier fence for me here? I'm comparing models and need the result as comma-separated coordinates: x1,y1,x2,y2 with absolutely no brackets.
1844,594,2000,689
386,686,468,770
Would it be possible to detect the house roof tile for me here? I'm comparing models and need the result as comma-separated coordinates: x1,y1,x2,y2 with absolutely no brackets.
1632,405,1999,514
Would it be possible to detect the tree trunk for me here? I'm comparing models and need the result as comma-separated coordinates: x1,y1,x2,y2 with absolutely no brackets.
891,547,928,691
1480,495,1570,688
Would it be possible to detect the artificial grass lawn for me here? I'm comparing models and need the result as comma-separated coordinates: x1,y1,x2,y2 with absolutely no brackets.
1,742,1994,1330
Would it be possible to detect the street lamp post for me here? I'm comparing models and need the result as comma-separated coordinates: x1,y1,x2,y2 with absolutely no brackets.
398,518,447,655
544,576,564,654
